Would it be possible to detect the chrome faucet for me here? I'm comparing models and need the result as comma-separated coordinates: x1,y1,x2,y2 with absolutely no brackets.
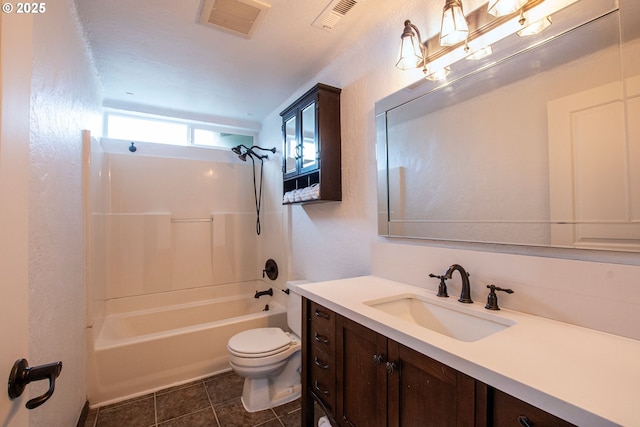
444,264,473,303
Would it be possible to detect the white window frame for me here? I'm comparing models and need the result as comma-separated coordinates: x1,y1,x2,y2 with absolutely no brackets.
104,109,257,149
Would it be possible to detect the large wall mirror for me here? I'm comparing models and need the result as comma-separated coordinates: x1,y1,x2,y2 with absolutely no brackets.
376,0,640,252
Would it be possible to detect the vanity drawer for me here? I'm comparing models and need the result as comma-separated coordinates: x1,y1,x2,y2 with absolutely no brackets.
308,301,335,348
309,345,335,410
491,389,575,427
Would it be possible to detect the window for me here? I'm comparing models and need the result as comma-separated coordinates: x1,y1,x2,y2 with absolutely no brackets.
107,114,189,145
105,111,255,149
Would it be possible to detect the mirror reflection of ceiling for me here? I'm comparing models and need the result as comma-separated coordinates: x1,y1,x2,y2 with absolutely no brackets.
376,0,640,253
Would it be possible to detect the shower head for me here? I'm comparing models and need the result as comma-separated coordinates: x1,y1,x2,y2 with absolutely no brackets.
231,145,249,156
231,144,253,161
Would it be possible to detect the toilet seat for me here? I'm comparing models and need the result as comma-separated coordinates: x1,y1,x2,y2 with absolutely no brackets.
228,328,294,358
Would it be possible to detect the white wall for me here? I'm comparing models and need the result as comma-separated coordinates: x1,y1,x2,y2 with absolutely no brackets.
259,0,640,340
27,1,102,425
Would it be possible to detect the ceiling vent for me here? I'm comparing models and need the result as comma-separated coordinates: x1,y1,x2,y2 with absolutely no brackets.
200,0,270,38
312,0,363,31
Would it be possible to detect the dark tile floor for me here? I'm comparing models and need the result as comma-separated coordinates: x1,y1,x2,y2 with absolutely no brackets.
84,371,303,427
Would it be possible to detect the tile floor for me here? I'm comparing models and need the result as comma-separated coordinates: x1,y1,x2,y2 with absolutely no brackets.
83,371,304,427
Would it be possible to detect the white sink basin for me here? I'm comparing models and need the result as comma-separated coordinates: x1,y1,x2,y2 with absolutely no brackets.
364,294,515,342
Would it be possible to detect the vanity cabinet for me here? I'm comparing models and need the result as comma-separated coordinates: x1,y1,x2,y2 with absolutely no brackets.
336,315,476,427
280,83,341,204
301,299,476,426
301,297,576,427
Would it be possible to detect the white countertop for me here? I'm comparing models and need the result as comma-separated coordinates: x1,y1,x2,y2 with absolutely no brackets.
297,276,640,427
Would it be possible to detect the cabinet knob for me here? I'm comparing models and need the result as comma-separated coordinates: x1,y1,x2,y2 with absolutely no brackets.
314,309,330,320
385,361,397,375
314,357,329,370
518,416,533,427
314,380,330,396
314,332,329,345
372,354,384,366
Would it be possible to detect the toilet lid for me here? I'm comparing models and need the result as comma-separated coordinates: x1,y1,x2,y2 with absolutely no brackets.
228,328,292,357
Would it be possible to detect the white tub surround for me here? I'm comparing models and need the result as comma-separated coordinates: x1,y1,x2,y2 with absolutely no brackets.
297,277,640,427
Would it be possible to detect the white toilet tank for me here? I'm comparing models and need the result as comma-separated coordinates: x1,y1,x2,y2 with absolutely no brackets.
285,280,308,337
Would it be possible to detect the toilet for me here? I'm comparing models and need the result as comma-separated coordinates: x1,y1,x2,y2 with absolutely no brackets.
227,280,308,412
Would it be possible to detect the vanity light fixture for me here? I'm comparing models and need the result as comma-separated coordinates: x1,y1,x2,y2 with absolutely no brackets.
425,66,451,81
487,0,528,17
396,20,427,71
465,45,493,60
517,15,552,36
440,0,469,46
396,0,575,85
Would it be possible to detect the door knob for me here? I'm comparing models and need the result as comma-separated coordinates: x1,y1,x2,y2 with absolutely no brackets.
8,358,62,409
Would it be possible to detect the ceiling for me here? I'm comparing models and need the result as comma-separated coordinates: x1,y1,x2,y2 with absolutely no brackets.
75,0,400,127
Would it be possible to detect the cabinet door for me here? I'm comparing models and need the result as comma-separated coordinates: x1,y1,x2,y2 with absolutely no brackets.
336,316,387,427
300,100,319,174
283,112,299,178
387,341,476,427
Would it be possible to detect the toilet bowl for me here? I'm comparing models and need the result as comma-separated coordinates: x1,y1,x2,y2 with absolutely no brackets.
227,280,308,412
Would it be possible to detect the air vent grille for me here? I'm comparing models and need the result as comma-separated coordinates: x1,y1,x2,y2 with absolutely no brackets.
312,0,363,31
333,0,357,15
200,0,270,38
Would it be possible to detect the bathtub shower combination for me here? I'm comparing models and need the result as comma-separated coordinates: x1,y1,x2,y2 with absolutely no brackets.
88,282,286,406
85,142,288,407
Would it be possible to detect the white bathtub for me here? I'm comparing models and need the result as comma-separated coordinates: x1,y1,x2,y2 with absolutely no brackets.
88,282,287,407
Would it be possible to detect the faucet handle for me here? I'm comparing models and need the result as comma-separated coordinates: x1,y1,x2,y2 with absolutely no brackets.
485,284,514,310
429,274,449,298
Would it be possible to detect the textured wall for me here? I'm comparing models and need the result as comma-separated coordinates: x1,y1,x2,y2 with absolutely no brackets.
27,1,102,425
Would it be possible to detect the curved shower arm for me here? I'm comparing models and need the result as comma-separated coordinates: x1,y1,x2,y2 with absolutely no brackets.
231,144,275,161
249,145,276,154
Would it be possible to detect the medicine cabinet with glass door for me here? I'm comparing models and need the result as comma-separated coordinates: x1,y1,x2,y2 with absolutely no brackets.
280,83,342,204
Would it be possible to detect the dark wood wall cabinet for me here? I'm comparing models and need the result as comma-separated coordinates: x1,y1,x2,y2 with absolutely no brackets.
280,84,341,204
301,298,576,427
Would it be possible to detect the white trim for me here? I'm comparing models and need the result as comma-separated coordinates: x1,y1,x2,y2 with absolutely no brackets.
100,138,244,163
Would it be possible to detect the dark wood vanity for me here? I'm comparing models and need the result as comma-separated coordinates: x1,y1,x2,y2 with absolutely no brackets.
301,297,575,427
